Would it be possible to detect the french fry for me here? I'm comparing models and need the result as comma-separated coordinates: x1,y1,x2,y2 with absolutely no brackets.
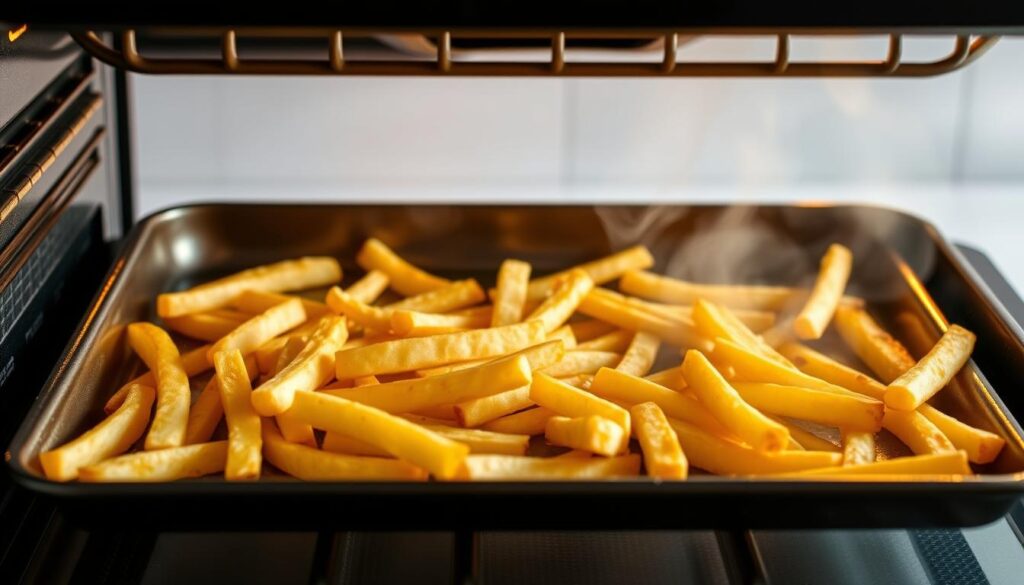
423,425,531,455
788,450,971,477
480,407,556,436
355,375,380,387
39,384,155,482
163,311,247,342
415,338,565,378
526,245,654,302
712,338,867,400
841,430,876,465
559,374,593,389
274,335,309,375
325,354,532,414
555,450,594,459
157,257,341,318
576,329,634,353
252,321,321,374
356,238,449,296
463,454,641,480
542,351,621,378
321,432,393,457
882,409,956,455
105,344,213,414
644,367,685,390
325,286,396,332
610,296,777,333
286,391,469,479
208,298,306,361
415,404,459,421
778,342,886,400
630,402,687,479
78,441,228,482
692,299,790,366
491,259,532,327
343,269,391,303
833,305,916,383
615,331,660,376
213,350,262,480
391,309,490,337
454,386,533,427
667,418,842,475
386,279,485,313
527,269,595,333
264,420,426,480
772,419,840,452
273,336,318,447
185,354,259,445
398,413,460,428
530,374,631,442
569,319,618,342
885,325,976,411
620,270,799,311
127,323,191,450
251,315,348,416
793,243,853,340
578,289,709,349
731,382,883,432
918,406,1005,464
545,415,626,457
334,320,546,378
230,290,330,320
547,325,577,349
681,350,790,452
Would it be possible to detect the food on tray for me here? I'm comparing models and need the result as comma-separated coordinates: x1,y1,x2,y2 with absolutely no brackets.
39,239,1000,483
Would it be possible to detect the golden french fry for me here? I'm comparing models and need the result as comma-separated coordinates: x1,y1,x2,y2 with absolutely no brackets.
325,354,532,414
321,432,393,457
386,279,485,313
682,350,790,452
127,323,191,450
335,320,546,378
731,382,883,432
286,391,469,479
491,259,532,327
264,420,426,480
787,450,971,477
105,344,213,414
793,244,853,339
271,335,319,447
545,415,625,457
344,269,391,304
157,257,341,318
252,320,321,375
163,311,247,342
547,325,577,349
578,289,709,349
251,316,349,416
885,325,976,411
555,450,594,459
414,404,459,421
766,416,840,452
778,342,885,400
609,295,777,334
325,286,395,332
918,407,1005,464
833,305,916,383
415,338,565,378
841,430,876,465
527,269,595,333
882,409,956,455
185,354,259,445
558,374,593,389
356,238,449,296
230,290,330,320
620,270,799,311
78,441,228,482
391,309,490,337
213,350,262,480
631,402,687,479
479,407,556,436
208,298,306,361
693,299,791,366
463,454,641,480
712,338,865,399
530,373,631,440
526,245,654,302
422,425,530,455
667,418,841,475
615,331,660,376
576,329,634,352
39,384,155,482
569,319,618,342
542,351,621,378
644,367,685,390
454,386,533,427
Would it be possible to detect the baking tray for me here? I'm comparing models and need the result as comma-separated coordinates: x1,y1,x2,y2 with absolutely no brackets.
7,203,1024,530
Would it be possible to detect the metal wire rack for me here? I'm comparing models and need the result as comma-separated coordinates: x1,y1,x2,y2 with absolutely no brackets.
72,29,1000,77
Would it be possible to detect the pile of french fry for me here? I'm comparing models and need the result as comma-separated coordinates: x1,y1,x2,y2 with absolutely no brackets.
39,238,1004,483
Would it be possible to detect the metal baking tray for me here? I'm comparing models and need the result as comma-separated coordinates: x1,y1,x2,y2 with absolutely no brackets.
7,204,1024,530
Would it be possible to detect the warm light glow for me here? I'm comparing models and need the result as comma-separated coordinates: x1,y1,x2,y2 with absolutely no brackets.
8,24,27,43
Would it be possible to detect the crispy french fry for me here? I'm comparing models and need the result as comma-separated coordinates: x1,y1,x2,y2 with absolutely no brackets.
325,286,396,332
712,338,866,399
286,391,469,479
609,295,777,334
334,320,546,378
555,450,594,459
386,279,485,313
491,259,532,327
682,350,790,452
788,450,971,477
778,342,886,400
325,354,532,414
185,354,260,445
841,430,876,465
547,325,577,349
545,415,626,457
693,299,790,366
542,351,621,378
644,367,685,390
771,418,840,452
321,432,393,457
454,386,533,427
230,290,330,320
416,338,565,378
274,335,309,376
344,269,391,304
731,382,883,432
163,311,247,342
479,407,556,436
631,402,687,479
415,404,459,421
527,270,595,333
264,420,426,480
526,245,654,302
252,321,320,375
105,344,213,413
356,238,449,296
620,270,799,311
423,425,530,455
615,331,660,377
530,373,631,442
882,409,956,455
559,374,593,389
213,350,262,480
463,454,641,480
578,289,709,349
569,319,618,342
667,418,842,475
78,441,228,482
793,244,853,339
39,384,155,482
833,305,916,383
918,407,1005,464
127,323,191,450
208,298,306,361
576,329,634,352
273,336,318,447
391,309,490,337
885,325,976,411
251,315,349,416
157,257,341,318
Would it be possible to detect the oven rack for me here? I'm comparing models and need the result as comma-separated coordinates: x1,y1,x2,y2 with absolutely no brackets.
72,29,1000,77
